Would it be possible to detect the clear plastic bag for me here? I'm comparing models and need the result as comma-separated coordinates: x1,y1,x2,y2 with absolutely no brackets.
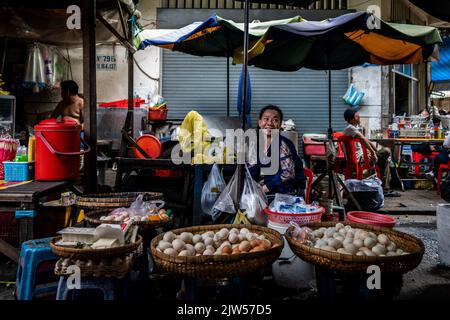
212,167,240,221
239,165,268,226
289,221,315,246
201,164,226,217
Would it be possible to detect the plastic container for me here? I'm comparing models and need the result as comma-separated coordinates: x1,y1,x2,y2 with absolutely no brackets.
264,206,324,225
34,118,90,181
133,134,162,159
148,108,168,121
3,161,35,181
267,220,315,290
346,211,396,228
14,145,28,162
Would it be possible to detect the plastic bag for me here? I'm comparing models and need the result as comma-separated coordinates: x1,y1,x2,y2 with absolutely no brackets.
269,193,305,212
129,194,165,217
343,84,365,107
289,221,315,246
201,164,226,216
240,165,268,226
212,167,240,221
344,177,384,210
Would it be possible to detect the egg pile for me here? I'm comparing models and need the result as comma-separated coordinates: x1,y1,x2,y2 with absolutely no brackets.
296,223,409,257
100,208,168,222
156,228,278,257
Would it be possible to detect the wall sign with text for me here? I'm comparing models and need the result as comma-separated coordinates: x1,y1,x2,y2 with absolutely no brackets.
96,55,117,71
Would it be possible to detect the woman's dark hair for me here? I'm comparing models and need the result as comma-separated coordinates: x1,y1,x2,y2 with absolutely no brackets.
259,105,283,122
61,80,79,95
344,108,357,122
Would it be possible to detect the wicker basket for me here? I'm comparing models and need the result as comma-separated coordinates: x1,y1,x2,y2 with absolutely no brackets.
150,224,283,279
76,192,163,210
84,209,173,229
285,222,424,273
50,235,143,260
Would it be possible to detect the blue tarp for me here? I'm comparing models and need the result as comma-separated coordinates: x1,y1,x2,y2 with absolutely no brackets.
432,37,450,83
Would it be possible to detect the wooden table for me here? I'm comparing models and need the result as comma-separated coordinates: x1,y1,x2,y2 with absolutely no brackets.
371,138,445,191
0,180,74,262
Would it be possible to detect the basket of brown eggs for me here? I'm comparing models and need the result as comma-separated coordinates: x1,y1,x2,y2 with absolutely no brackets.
285,221,424,273
150,224,283,279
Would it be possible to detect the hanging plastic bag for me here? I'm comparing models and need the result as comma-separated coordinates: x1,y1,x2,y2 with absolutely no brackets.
240,165,268,226
201,164,226,216
343,84,365,107
212,167,240,221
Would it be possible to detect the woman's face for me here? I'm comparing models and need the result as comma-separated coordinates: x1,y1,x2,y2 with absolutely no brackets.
259,109,281,137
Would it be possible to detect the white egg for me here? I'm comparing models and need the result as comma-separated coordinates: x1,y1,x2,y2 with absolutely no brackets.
346,231,355,239
185,244,196,255
387,242,397,252
192,234,203,244
194,242,206,254
335,235,345,243
157,240,173,251
336,223,345,230
172,239,185,252
364,237,377,249
228,233,239,244
218,228,229,240
353,239,364,248
356,251,365,256
163,231,177,242
315,239,328,248
204,237,214,246
343,238,353,246
163,248,178,256
325,228,336,238
344,225,352,231
327,238,342,249
372,244,387,256
314,229,324,238
321,245,336,252
386,251,398,256
240,228,250,235
246,233,257,241
230,228,239,234
179,232,193,244
203,249,214,255
377,234,390,246
337,248,348,254
343,243,358,255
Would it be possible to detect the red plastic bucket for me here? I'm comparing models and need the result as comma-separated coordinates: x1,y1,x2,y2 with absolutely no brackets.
346,211,396,228
264,206,324,225
148,108,168,121
34,118,90,181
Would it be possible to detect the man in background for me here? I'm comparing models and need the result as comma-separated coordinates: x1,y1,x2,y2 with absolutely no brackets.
50,80,84,129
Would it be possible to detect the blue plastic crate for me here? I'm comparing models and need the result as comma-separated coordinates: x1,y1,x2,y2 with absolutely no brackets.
3,161,35,181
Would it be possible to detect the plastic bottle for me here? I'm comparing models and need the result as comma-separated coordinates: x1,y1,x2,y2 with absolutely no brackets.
28,135,35,161
14,145,28,162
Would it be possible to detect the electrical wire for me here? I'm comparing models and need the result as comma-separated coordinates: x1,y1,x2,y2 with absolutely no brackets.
133,56,159,82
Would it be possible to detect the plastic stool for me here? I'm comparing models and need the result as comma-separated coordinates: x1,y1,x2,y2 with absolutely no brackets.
56,275,129,300
15,237,59,300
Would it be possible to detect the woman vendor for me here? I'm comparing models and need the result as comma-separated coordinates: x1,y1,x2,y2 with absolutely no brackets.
248,105,306,197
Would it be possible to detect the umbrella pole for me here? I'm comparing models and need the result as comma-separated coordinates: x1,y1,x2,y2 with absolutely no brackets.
237,0,251,212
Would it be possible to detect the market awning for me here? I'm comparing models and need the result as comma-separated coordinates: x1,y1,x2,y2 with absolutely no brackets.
135,14,302,57
409,0,450,22
243,11,442,71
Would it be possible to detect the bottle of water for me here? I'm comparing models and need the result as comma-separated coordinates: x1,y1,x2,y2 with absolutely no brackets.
14,145,28,162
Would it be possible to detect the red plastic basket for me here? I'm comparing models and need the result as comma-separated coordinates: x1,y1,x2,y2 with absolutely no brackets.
346,211,396,228
264,206,324,225
148,108,168,121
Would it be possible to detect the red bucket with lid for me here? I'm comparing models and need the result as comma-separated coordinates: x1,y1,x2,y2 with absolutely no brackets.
34,118,90,181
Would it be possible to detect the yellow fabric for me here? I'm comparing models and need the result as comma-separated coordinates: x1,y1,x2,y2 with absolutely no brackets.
233,209,251,224
179,111,211,164
345,30,424,65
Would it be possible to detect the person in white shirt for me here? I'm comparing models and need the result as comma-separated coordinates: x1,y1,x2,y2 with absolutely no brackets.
342,109,393,194
433,133,450,181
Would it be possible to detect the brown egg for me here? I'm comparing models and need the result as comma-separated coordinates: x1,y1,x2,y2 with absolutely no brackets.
232,248,241,254
239,241,252,252
260,240,271,250
249,240,261,248
222,246,232,254
271,243,280,248
250,246,264,253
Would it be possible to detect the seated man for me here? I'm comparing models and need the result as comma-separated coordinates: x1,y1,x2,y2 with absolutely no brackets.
433,133,450,181
342,109,395,195
248,105,306,197
50,80,84,129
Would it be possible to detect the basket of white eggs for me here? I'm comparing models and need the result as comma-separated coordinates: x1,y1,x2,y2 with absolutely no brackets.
285,221,424,273
150,224,283,279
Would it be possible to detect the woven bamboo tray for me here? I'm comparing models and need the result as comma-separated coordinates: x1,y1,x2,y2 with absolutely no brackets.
285,222,424,273
150,224,283,279
76,192,163,209
83,209,173,228
50,235,143,260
